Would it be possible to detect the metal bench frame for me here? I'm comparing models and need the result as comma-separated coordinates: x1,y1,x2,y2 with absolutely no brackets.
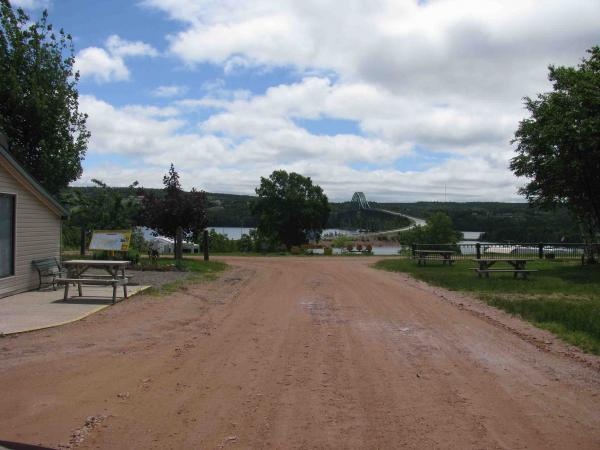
32,257,66,290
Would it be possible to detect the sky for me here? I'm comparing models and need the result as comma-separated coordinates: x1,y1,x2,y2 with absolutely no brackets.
12,0,600,202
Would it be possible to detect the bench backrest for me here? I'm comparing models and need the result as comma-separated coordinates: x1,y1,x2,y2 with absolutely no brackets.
32,257,60,273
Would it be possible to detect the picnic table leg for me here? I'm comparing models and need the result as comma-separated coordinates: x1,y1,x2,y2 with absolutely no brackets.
112,283,117,304
63,283,70,301
77,282,83,297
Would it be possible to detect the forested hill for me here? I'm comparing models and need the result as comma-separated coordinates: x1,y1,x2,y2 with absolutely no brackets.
373,202,580,242
65,187,582,242
207,196,581,241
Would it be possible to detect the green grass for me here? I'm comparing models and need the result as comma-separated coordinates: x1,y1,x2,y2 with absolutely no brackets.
139,257,228,296
374,258,600,354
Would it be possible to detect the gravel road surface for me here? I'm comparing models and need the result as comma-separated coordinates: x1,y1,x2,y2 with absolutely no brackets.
1,257,599,449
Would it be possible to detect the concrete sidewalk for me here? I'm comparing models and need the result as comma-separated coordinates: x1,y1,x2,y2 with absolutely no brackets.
0,285,150,335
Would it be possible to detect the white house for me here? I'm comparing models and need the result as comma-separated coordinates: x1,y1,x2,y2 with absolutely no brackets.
0,132,68,298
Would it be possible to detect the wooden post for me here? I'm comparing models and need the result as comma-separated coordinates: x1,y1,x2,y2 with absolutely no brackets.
80,227,86,256
175,226,183,261
411,244,416,259
203,229,209,261
475,242,481,259
538,243,544,259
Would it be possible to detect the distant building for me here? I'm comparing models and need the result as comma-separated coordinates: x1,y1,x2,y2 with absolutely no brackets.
461,231,484,241
140,227,199,254
0,132,68,298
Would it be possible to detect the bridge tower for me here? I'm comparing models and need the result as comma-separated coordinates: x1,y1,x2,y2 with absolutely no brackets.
351,192,370,210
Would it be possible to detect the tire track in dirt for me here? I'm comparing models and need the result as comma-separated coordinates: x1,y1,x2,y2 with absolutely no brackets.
0,257,599,449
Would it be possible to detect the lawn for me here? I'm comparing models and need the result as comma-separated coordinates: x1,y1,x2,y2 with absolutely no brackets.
374,258,600,354
138,257,228,296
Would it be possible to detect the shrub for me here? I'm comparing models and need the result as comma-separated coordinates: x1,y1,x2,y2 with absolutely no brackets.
357,243,363,251
125,249,140,265
346,244,354,252
324,247,333,256
332,235,353,249
365,244,373,253
290,246,302,255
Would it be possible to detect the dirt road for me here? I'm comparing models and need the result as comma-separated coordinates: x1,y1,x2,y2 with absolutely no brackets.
1,257,600,449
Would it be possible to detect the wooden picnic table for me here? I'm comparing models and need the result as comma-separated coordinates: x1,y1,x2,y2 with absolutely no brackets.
414,249,455,266
471,258,537,279
60,260,130,303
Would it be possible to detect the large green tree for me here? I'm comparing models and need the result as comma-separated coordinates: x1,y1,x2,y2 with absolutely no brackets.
0,1,89,194
398,212,462,245
510,47,600,244
252,170,330,248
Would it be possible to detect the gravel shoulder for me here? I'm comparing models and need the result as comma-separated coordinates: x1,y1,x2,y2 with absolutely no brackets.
0,257,599,449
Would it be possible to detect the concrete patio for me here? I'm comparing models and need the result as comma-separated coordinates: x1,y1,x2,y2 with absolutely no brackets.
0,285,150,335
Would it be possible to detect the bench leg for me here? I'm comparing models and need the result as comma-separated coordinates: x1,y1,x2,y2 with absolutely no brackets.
63,283,70,301
112,284,117,304
78,282,83,297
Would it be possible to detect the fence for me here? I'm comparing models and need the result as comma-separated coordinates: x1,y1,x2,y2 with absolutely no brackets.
406,243,597,260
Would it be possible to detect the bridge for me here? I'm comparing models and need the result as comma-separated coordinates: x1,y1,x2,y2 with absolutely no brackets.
351,192,370,210
350,192,426,236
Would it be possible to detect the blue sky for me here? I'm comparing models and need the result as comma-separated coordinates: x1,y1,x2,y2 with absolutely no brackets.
13,0,600,202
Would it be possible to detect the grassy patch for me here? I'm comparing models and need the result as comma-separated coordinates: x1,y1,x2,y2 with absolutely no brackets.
141,258,228,296
374,258,600,354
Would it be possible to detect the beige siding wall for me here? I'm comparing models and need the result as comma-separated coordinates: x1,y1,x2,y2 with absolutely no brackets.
0,163,61,298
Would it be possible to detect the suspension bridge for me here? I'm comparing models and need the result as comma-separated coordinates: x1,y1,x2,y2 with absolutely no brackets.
350,192,426,236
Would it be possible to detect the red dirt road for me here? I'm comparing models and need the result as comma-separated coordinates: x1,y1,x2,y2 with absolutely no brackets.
1,257,600,449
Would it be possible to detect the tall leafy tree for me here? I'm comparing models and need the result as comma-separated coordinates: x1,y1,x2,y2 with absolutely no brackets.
0,1,89,194
252,170,330,248
61,180,141,254
398,212,462,246
510,46,600,245
139,164,207,260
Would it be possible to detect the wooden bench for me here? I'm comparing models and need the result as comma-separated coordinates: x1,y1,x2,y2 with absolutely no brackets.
56,278,128,304
32,257,66,290
470,268,538,279
414,250,455,266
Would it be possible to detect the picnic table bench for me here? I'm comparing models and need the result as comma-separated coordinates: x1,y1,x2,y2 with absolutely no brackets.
57,260,130,304
32,257,66,290
471,258,538,279
414,250,456,266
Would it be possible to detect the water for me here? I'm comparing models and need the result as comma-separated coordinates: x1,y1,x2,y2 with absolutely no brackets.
208,227,361,240
208,227,255,240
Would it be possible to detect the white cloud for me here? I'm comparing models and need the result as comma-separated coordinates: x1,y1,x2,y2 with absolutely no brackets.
78,91,520,201
79,0,600,200
143,0,600,103
74,47,130,83
75,35,158,83
10,0,50,9
151,85,189,98
105,35,158,58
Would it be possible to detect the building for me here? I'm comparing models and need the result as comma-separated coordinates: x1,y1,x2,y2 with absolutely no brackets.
0,132,68,298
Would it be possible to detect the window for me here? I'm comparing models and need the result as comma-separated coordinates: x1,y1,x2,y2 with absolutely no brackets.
0,194,15,278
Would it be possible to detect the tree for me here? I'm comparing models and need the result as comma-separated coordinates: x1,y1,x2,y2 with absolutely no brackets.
252,170,330,248
60,180,140,254
0,2,89,194
398,212,462,246
139,164,207,260
510,47,600,249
